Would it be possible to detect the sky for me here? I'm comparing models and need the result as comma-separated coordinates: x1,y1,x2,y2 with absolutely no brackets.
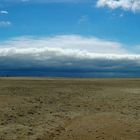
0,0,140,77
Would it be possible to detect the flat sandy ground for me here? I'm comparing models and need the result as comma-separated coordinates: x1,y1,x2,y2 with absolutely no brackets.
0,78,140,140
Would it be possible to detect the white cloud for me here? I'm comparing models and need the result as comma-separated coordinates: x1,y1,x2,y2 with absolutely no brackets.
0,10,8,14
0,21,11,27
0,35,140,77
0,35,126,54
96,0,140,12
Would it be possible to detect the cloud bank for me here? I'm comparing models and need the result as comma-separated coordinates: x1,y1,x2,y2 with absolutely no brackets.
97,0,140,12
0,35,140,77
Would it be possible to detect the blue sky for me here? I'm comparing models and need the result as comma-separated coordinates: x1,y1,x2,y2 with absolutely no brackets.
0,0,140,45
0,0,140,77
